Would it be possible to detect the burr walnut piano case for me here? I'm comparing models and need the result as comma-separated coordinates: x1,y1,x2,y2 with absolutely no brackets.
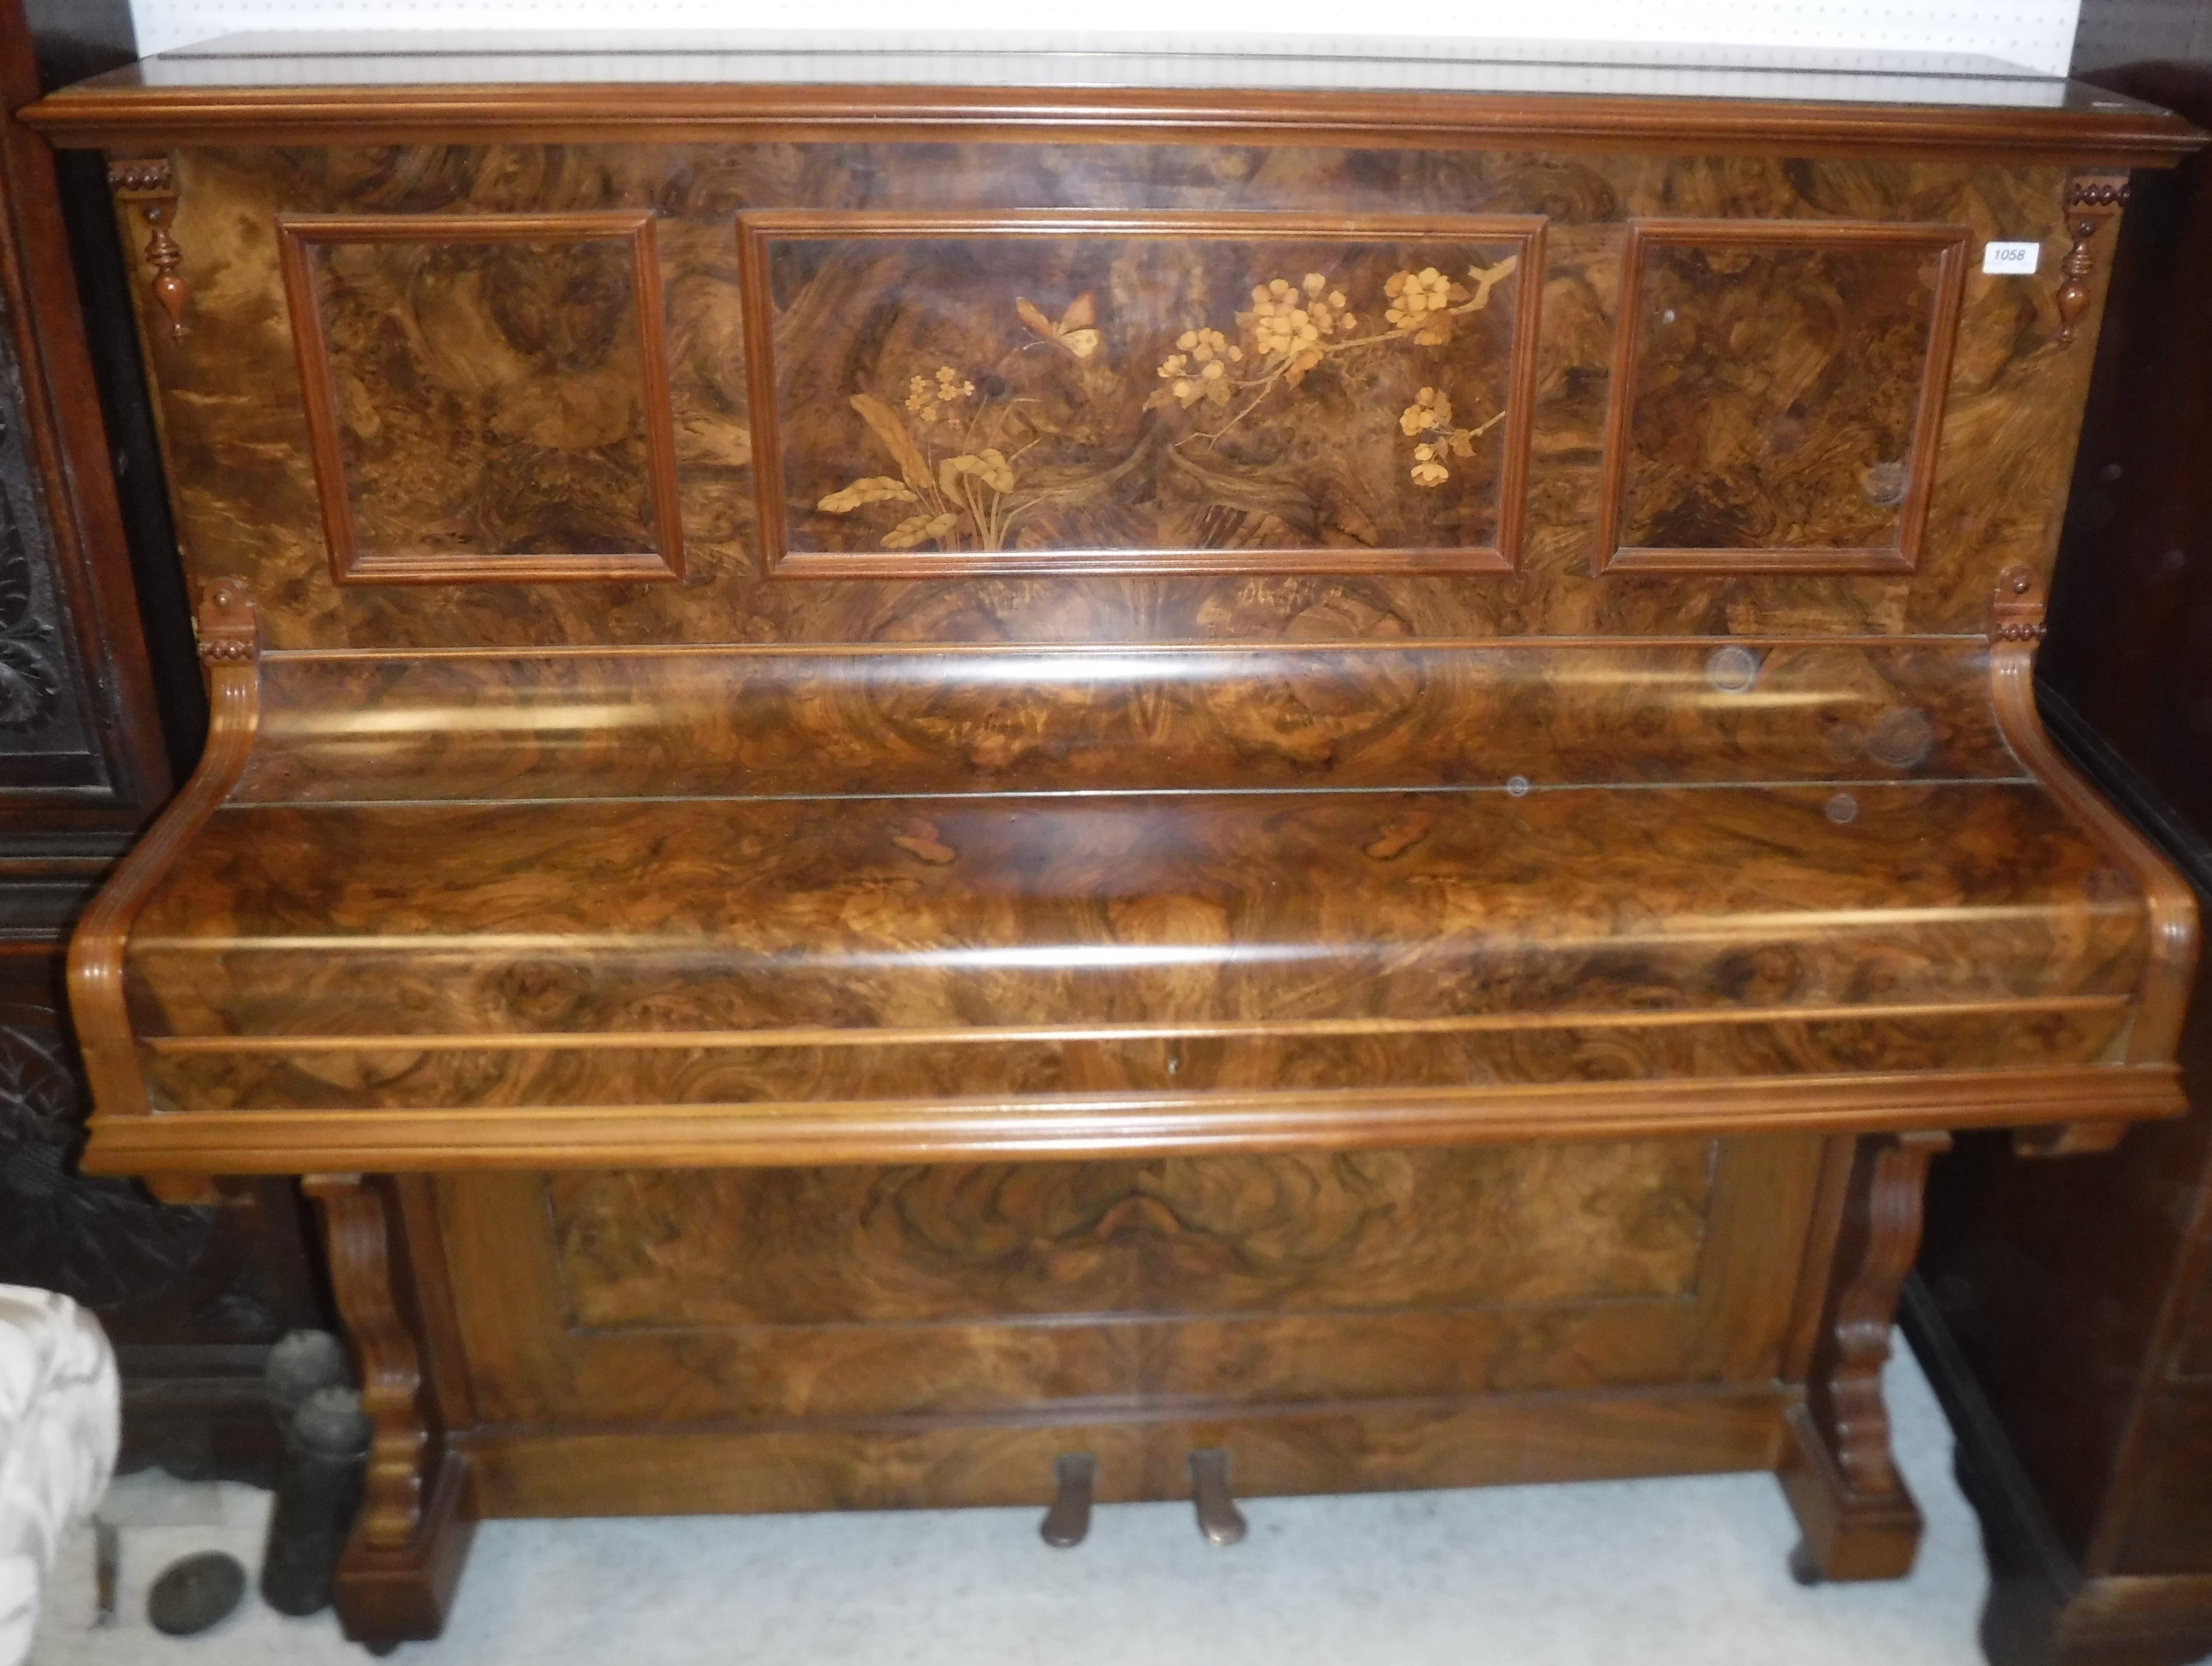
20,35,2207,1648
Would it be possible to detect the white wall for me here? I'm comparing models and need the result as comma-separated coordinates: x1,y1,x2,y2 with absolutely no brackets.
126,1,2086,77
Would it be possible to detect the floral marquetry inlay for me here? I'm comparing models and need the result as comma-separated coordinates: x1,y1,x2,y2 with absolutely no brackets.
737,214,1544,576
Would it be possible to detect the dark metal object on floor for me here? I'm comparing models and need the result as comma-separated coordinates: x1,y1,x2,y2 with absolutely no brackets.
261,1385,371,1617
264,1329,352,1415
1788,1542,1824,1585
93,1518,118,1625
1038,1452,1095,1548
1189,1449,1247,1547
146,1550,245,1636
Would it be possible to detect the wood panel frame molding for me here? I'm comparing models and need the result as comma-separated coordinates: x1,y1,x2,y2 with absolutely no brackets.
1596,218,1970,577
734,209,1546,580
276,210,685,588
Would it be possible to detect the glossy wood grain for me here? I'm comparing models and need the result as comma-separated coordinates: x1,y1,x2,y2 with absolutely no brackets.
138,1007,2133,1122
434,1134,1813,1428
69,144,2111,651
544,1143,1715,1331
120,783,2148,1044
231,640,2020,804
35,53,2206,1634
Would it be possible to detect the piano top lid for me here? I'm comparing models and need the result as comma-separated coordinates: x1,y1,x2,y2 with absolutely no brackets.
19,30,2203,163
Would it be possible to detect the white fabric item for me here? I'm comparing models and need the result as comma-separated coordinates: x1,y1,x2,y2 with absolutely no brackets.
0,1286,118,1666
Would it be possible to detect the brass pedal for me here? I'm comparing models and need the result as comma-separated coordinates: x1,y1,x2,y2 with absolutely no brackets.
1039,1452,1096,1548
1189,1448,1248,1546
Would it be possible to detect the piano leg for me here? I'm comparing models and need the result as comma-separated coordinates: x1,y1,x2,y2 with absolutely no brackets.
1779,1130,1953,1583
304,1173,476,1654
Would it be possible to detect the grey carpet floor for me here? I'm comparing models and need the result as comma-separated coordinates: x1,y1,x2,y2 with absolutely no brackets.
31,1341,2036,1665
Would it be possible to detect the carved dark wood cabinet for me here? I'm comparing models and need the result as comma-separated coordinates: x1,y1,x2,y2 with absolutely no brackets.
20,37,2206,1651
0,0,327,1481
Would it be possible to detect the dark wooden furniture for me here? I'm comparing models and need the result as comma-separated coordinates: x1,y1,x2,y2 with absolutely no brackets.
1906,46,2212,1666
21,37,2206,1653
0,0,324,1485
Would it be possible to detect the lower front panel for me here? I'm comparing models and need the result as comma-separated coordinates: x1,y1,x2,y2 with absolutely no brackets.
422,1134,1833,1517
461,1386,1796,1519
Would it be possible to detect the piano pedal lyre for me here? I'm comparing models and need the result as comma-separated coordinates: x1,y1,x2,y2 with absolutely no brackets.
1039,1453,1096,1548
1188,1449,1248,1546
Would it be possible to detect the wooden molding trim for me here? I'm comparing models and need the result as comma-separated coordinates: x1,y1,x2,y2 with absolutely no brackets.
734,209,1545,579
2009,1118,2130,1157
1595,218,1969,577
1987,565,2200,1064
255,631,2000,664
275,210,684,587
65,577,262,1120
78,1062,2184,1177
20,85,2206,165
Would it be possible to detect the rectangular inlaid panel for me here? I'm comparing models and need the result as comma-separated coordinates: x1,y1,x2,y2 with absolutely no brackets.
547,1145,1713,1331
736,212,1544,576
1598,220,1969,574
432,1137,1817,1428
276,211,684,585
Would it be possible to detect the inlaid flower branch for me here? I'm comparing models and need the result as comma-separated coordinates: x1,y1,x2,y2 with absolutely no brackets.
1150,257,1518,492
813,253,1519,553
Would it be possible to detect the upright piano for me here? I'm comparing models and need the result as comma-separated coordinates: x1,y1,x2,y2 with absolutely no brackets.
20,34,2204,1651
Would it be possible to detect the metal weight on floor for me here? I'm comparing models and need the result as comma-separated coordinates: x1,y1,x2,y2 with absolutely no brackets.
147,1552,247,1637
261,1386,371,1615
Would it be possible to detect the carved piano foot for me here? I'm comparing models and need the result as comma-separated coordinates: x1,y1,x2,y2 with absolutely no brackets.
305,1175,477,1652
333,1447,476,1656
1780,1401,1925,1583
1777,1131,1951,1584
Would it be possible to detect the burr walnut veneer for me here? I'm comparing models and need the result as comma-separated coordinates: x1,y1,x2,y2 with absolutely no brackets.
20,36,2207,1651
